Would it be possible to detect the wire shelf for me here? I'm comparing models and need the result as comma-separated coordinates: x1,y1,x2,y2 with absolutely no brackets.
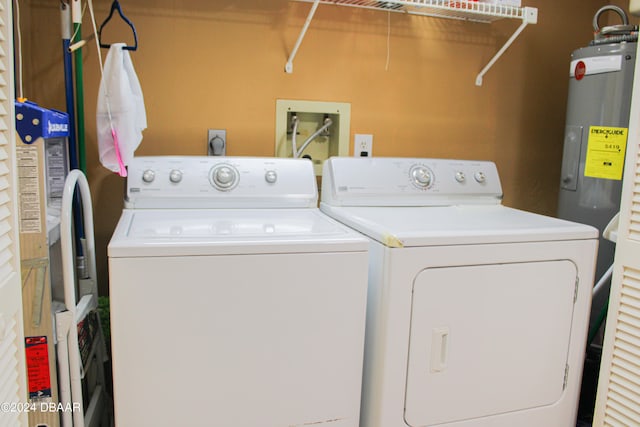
287,0,538,85
295,0,527,23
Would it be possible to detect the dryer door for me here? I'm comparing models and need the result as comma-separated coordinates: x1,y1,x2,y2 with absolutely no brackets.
404,260,577,426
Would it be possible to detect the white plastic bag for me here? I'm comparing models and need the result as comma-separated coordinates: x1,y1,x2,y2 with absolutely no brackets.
96,43,147,176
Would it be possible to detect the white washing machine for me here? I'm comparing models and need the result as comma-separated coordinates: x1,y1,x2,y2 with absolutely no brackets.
108,156,369,427
320,157,598,427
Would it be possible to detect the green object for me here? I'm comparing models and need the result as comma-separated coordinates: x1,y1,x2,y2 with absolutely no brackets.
98,296,111,354
73,22,86,173
588,298,609,345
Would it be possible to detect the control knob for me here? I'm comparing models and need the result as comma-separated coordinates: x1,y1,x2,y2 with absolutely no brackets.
410,166,433,188
474,171,486,183
210,164,239,191
142,169,155,183
265,170,277,184
169,169,183,183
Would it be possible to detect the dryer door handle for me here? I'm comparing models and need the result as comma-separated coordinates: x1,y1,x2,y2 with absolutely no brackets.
430,327,449,373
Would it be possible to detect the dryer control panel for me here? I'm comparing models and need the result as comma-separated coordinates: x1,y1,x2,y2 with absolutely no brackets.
321,157,503,207
125,156,318,209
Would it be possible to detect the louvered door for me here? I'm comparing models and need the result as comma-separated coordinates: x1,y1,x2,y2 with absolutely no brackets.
593,40,640,426
0,0,27,425
0,282,27,427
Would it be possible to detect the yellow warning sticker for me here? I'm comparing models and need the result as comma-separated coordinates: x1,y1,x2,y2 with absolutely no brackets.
584,126,627,180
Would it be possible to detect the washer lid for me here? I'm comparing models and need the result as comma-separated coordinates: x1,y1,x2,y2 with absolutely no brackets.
320,204,598,247
108,208,368,257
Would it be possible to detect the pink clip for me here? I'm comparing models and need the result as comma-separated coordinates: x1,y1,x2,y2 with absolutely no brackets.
112,128,127,177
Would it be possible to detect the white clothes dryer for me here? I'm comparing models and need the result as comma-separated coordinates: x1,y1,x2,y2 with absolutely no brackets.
320,157,598,427
108,156,369,427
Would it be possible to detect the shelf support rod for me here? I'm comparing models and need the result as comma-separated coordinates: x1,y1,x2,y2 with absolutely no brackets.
475,7,538,86
286,0,321,73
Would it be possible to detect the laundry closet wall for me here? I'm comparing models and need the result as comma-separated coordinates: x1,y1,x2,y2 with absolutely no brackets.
22,0,631,294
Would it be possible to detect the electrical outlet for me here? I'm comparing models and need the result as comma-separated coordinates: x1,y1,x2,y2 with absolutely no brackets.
208,129,226,156
354,134,373,157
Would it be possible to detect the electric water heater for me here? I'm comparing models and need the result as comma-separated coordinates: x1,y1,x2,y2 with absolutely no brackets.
557,5,637,328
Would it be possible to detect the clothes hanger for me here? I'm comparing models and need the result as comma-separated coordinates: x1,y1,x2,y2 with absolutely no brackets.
98,0,138,51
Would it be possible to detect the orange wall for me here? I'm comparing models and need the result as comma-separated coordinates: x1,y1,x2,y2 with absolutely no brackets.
23,0,628,293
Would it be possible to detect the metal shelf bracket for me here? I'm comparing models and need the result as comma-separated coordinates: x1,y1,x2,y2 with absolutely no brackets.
475,6,538,86
285,0,321,73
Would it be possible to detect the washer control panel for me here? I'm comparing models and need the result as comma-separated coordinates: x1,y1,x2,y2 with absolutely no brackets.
321,157,503,207
126,156,317,208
